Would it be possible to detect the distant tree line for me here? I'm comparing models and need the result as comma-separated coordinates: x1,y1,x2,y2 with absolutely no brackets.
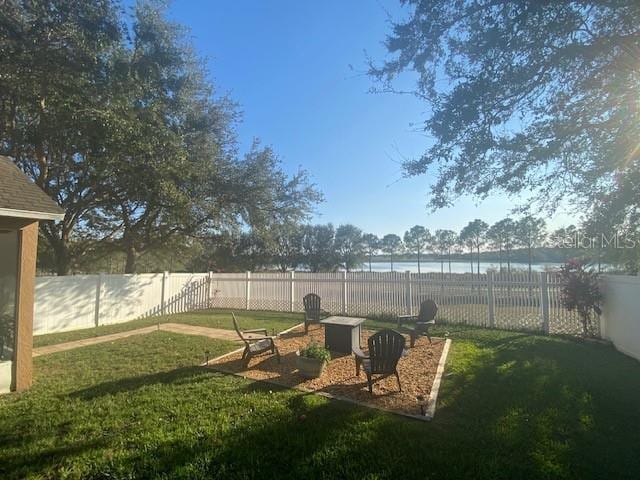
0,0,321,275
186,215,603,275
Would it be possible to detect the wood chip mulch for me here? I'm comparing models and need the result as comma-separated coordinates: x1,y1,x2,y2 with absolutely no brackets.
209,324,446,417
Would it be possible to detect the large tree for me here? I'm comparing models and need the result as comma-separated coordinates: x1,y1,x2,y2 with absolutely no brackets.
380,234,403,272
492,218,517,273
334,224,365,272
362,233,380,272
460,219,489,275
434,229,457,274
370,1,640,215
192,232,269,272
301,224,336,272
514,216,547,279
264,223,305,272
1,1,322,275
403,225,430,273
487,218,516,273
0,0,123,274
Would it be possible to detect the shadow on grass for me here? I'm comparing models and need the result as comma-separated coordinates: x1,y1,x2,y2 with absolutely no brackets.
68,366,212,400
0,438,108,478
93,395,409,479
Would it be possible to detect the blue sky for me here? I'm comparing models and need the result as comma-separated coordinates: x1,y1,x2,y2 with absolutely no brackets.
160,0,575,236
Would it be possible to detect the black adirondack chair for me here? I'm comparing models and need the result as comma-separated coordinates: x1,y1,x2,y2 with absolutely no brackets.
397,299,438,347
303,293,328,334
353,329,406,394
232,313,280,367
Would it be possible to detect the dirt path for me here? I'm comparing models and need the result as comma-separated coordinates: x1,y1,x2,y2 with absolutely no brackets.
33,323,240,357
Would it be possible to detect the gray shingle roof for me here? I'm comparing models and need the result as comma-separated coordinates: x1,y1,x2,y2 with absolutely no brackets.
0,155,65,221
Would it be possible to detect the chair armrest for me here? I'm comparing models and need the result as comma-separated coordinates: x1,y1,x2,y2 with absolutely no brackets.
352,346,369,359
243,328,268,335
244,335,275,342
397,315,417,327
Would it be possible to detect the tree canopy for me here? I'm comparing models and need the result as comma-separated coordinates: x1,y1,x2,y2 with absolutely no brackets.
0,0,321,274
370,1,640,216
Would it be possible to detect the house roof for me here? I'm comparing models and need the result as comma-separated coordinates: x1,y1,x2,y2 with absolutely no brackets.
0,155,65,221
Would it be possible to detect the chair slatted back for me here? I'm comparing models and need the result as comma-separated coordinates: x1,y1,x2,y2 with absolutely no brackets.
303,293,322,320
231,313,249,347
418,300,438,323
367,329,405,374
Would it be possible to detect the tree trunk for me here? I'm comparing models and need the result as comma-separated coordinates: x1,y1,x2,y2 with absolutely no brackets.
448,250,452,274
53,244,71,276
477,245,481,275
35,94,49,187
44,225,71,276
528,246,533,297
498,246,503,272
390,253,394,272
417,249,421,274
125,244,138,274
469,248,474,274
368,252,372,272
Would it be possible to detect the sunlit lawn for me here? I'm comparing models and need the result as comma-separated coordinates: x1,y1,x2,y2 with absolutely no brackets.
4,312,640,479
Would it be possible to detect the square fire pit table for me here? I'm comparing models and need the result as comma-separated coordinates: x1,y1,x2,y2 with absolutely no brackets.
320,316,365,355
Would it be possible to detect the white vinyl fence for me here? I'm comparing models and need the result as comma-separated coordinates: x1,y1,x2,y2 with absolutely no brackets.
600,275,640,362
34,270,586,336
34,273,210,335
209,271,585,335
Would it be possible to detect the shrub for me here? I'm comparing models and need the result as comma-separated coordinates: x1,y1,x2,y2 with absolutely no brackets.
559,259,603,336
299,341,331,362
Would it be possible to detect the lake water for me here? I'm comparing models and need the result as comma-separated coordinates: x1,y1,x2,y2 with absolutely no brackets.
362,261,563,274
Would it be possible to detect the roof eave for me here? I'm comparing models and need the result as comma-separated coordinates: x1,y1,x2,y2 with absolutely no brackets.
0,207,65,221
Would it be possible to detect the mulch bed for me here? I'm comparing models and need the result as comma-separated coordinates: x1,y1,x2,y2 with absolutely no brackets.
209,324,446,418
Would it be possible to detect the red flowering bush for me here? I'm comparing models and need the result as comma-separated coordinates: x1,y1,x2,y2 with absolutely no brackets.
559,259,603,336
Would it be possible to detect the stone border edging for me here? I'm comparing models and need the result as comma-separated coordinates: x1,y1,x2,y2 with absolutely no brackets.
423,338,451,419
207,330,452,422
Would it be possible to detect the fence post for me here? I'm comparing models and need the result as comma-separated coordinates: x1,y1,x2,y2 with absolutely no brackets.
598,277,607,339
246,271,251,310
405,270,412,315
540,271,550,334
161,271,168,315
94,273,104,327
341,271,347,315
487,270,495,328
207,271,213,308
290,271,295,312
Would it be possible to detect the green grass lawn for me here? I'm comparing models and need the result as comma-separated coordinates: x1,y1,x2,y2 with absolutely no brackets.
4,313,640,479
33,309,303,347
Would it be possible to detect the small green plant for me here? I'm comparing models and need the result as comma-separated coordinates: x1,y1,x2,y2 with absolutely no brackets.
559,259,603,337
299,341,331,362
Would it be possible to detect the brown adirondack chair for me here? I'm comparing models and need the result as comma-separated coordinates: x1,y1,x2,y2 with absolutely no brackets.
303,293,329,334
232,313,280,366
397,299,437,347
353,329,406,394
